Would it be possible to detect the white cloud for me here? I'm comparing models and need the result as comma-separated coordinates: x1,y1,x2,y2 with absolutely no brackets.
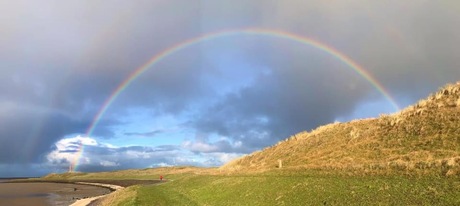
180,137,245,166
125,150,153,159
182,140,219,153
54,136,98,149
181,137,247,154
152,162,174,167
44,134,247,173
202,152,244,166
45,135,231,172
213,152,243,163
46,135,100,167
100,160,119,167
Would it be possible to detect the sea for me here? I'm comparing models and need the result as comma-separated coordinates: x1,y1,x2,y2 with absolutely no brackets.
0,177,34,183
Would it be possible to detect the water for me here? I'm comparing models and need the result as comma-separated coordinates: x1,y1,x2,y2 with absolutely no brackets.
0,182,111,206
0,177,32,183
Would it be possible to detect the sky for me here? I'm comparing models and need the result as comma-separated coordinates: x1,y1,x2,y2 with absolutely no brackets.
1,0,460,177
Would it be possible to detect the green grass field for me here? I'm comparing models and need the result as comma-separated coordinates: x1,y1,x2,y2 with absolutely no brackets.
90,169,460,206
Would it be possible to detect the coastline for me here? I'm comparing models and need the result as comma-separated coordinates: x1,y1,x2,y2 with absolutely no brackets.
70,182,124,206
1,179,159,206
0,182,111,206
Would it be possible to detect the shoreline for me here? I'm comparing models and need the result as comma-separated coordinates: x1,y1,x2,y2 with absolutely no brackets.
0,182,111,206
2,179,160,206
70,182,124,206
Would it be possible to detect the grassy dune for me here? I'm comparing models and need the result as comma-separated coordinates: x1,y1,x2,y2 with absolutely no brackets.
42,82,460,205
223,82,460,176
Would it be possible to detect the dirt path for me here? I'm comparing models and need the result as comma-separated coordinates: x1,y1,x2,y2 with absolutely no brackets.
70,182,124,206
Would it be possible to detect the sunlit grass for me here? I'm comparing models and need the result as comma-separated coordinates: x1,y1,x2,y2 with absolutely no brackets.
115,172,460,206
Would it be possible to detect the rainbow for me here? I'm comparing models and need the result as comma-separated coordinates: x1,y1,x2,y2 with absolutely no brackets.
71,28,400,171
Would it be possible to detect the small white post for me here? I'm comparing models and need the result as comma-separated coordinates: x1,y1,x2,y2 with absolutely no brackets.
278,159,282,168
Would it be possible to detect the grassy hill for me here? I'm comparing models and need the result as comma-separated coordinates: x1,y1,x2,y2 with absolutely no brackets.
221,82,460,176
38,82,460,205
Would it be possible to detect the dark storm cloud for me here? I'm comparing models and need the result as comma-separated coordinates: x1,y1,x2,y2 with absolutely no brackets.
0,0,204,170
260,0,460,103
1,0,460,175
188,56,370,150
0,106,87,163
178,0,460,151
0,68,116,167
0,164,51,177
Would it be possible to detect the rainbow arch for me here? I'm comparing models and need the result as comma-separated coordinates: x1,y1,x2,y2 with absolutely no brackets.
71,28,400,171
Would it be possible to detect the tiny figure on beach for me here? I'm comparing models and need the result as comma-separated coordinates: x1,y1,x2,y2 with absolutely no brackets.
73,187,77,191
160,175,163,181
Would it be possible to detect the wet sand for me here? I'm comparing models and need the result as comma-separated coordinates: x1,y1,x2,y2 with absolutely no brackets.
0,182,111,206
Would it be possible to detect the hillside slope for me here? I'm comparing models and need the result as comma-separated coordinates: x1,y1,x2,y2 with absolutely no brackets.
222,82,460,176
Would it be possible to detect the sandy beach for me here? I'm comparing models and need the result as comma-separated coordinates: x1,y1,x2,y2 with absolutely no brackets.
0,182,111,206
70,182,124,206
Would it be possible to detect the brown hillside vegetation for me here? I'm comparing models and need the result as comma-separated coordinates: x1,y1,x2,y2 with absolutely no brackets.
41,166,212,180
221,82,460,176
